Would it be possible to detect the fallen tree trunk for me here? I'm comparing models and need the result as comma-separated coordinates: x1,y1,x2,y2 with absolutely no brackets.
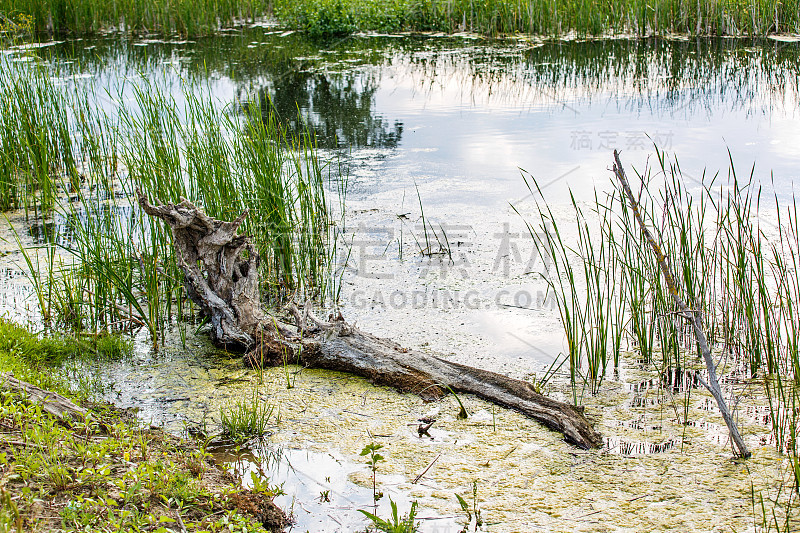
1,373,87,422
138,193,603,449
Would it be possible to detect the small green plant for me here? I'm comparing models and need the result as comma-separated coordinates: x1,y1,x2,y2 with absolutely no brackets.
455,481,483,533
529,352,568,394
45,462,75,492
359,498,419,533
249,471,283,497
411,185,451,259
0,488,22,533
219,389,277,444
443,384,469,420
360,442,385,504
0,12,33,41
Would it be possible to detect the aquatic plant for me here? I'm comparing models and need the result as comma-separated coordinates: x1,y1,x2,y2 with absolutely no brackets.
0,0,271,37
515,181,625,401
455,481,483,533
0,56,77,214
613,149,749,457
219,389,278,444
360,441,385,504
248,470,283,497
274,0,800,38
2,55,340,348
4,0,798,37
443,383,468,419
412,185,452,259
359,498,420,533
523,146,800,517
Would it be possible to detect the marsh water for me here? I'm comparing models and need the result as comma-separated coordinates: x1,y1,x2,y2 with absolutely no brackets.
5,31,800,531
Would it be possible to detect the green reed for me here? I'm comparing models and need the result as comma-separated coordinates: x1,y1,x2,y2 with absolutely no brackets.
516,177,625,401
219,388,277,443
0,56,77,214
2,58,338,349
273,0,800,38
526,146,800,523
0,0,271,37
10,0,798,38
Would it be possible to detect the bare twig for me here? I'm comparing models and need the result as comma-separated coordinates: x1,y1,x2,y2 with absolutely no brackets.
0,439,45,449
174,509,188,533
612,149,750,458
413,454,441,484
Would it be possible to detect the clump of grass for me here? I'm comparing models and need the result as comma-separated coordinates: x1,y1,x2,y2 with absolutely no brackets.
515,183,624,402
219,389,277,444
0,0,272,37
0,56,77,214
3,55,340,349
359,498,420,533
0,319,130,396
119,77,334,304
0,488,22,532
274,0,800,38
412,185,452,259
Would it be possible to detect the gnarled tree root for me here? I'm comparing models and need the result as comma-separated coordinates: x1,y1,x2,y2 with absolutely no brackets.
139,193,603,449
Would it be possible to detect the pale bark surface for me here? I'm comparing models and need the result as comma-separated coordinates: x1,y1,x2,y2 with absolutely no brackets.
1,373,88,422
139,192,264,349
139,193,604,449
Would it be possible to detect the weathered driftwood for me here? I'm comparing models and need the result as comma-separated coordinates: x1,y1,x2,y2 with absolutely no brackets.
1,373,87,422
138,193,603,449
138,190,263,350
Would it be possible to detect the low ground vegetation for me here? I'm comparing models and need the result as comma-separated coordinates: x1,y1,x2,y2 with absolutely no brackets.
0,320,286,532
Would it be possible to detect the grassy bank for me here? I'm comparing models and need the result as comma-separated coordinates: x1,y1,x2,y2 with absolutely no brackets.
3,0,799,38
0,319,286,532
272,0,800,37
0,0,271,37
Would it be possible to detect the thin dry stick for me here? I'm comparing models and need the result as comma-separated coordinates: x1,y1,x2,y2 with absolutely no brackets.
413,453,441,484
175,510,188,533
612,149,751,458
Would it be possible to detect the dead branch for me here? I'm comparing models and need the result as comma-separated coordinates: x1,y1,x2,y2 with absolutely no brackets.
138,191,604,449
1,373,87,423
612,149,750,458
